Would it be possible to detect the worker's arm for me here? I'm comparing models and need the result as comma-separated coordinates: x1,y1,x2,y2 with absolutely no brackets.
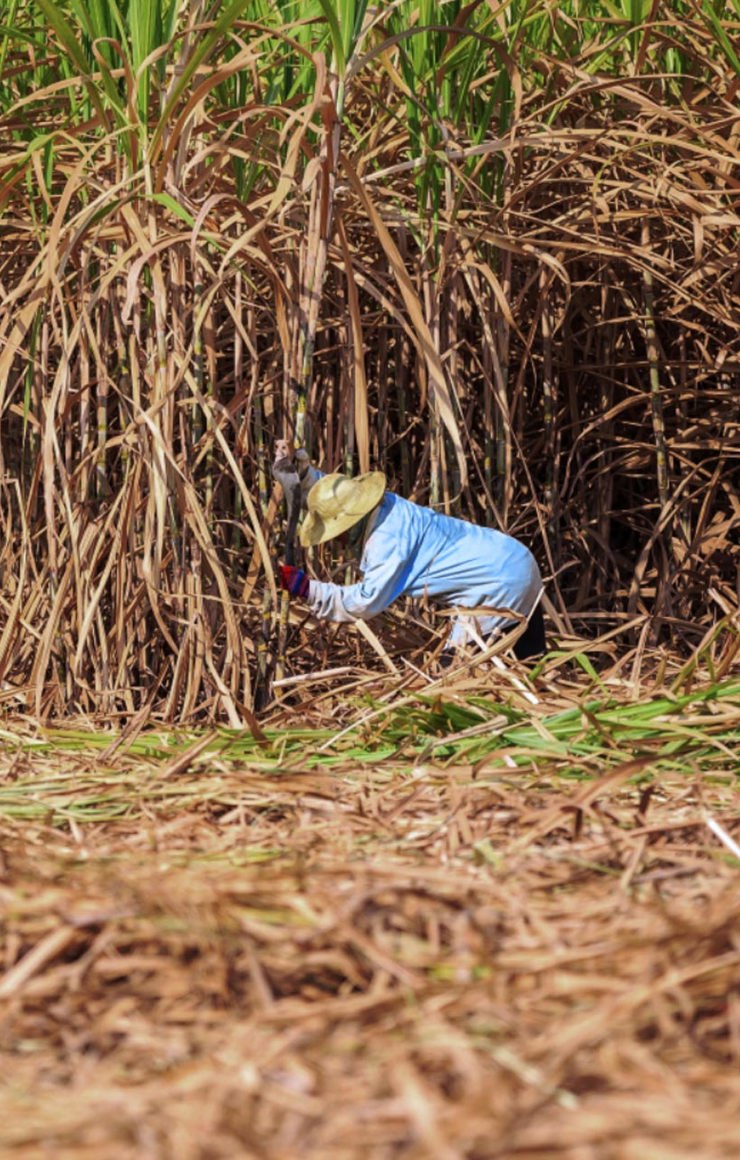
306,533,413,622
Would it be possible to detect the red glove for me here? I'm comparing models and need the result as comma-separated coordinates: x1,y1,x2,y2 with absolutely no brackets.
279,564,310,598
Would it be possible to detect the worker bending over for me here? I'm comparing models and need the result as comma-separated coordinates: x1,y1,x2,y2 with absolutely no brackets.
273,441,545,662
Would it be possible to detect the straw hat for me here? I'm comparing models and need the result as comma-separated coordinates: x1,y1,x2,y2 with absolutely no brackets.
300,471,386,547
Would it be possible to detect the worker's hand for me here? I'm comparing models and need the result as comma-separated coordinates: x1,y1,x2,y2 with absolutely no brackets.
274,441,311,465
279,564,310,598
273,439,293,469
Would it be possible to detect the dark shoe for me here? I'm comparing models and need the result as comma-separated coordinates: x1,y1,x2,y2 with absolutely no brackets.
513,605,546,661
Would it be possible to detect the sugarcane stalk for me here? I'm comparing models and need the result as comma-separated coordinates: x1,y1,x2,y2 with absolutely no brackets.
483,338,494,510
396,230,412,498
641,219,670,513
540,264,559,555
24,312,44,516
112,274,131,487
273,48,354,696
422,259,442,509
192,251,205,439
495,244,512,523
79,245,90,503
203,290,216,515
254,387,271,709
377,321,388,468
445,275,461,514
397,337,411,498
272,453,302,689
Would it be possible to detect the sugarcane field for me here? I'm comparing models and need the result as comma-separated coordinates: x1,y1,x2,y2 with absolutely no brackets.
1,1,739,1157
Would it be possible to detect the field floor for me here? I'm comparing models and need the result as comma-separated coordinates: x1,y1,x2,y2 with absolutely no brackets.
1,649,739,1159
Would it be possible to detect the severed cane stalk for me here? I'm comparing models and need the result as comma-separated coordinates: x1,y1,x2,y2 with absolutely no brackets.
272,448,303,691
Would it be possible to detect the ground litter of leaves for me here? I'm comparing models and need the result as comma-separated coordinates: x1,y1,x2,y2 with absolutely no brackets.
1,661,739,1160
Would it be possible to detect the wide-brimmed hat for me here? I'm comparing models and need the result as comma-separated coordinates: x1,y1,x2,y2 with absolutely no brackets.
299,471,386,547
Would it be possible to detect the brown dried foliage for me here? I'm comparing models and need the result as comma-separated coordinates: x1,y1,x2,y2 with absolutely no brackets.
0,7,738,719
1,706,739,1158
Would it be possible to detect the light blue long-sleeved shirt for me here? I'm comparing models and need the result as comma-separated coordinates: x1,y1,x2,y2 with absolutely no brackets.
305,489,542,648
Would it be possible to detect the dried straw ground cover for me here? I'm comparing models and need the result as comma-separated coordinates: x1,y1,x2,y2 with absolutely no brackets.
1,632,739,1158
